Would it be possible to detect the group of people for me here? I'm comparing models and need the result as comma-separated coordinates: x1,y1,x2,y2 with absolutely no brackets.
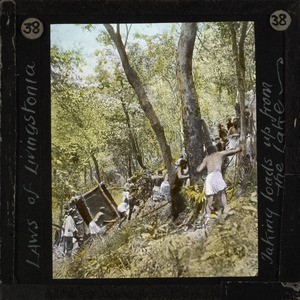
56,117,244,255
55,204,107,257
61,207,78,257
170,125,243,220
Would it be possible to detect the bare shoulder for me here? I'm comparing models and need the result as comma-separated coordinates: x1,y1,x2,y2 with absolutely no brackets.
212,152,224,158
221,147,241,156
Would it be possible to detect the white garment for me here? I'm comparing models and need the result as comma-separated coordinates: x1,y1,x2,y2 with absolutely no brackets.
117,202,129,214
63,215,77,237
93,211,104,225
205,171,227,196
89,221,101,235
160,180,170,196
122,191,130,200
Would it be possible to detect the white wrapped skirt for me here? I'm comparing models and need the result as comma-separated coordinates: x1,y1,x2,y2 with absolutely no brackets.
205,171,227,196
117,202,129,214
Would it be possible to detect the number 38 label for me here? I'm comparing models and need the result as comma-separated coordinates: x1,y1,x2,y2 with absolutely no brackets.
21,18,44,39
270,10,291,31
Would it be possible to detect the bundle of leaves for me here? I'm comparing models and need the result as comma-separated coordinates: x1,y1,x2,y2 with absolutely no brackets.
129,173,154,207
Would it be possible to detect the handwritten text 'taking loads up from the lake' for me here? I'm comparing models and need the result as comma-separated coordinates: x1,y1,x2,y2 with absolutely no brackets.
259,57,285,265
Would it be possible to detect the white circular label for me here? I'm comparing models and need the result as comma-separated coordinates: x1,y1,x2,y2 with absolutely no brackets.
21,18,44,39
270,10,291,31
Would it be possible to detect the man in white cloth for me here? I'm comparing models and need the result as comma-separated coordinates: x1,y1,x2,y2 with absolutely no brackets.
160,174,170,198
63,208,77,256
117,191,130,227
89,207,106,238
117,190,130,214
197,145,242,217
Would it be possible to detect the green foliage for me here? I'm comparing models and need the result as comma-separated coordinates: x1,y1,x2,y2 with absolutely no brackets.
51,22,255,195
51,22,256,252
193,22,255,131
181,185,205,204
51,22,257,282
53,185,258,279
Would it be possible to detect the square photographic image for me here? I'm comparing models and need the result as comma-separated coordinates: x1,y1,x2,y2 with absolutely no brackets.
50,22,257,279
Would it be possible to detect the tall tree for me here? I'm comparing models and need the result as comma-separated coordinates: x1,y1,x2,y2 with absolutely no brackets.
228,21,248,148
119,93,147,170
103,24,174,178
176,23,205,184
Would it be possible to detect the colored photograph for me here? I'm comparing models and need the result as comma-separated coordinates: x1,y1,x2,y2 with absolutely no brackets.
51,22,257,278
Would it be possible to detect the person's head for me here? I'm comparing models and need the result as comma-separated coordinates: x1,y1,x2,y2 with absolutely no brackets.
179,158,188,169
65,208,74,216
233,117,239,125
215,142,223,152
100,181,106,188
207,145,217,155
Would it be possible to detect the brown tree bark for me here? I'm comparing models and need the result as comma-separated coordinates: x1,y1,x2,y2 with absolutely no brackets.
104,24,174,179
91,152,101,182
201,118,213,149
228,22,248,149
127,154,133,178
119,95,147,170
176,23,205,184
228,22,251,194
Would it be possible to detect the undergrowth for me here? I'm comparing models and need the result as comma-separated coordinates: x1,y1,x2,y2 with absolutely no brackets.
54,185,258,279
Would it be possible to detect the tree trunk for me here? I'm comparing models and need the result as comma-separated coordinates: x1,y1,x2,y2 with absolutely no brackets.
91,153,101,182
84,166,87,185
127,154,133,178
229,22,250,194
89,162,93,183
229,22,248,149
176,23,205,184
201,118,213,149
119,95,147,170
104,24,174,180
